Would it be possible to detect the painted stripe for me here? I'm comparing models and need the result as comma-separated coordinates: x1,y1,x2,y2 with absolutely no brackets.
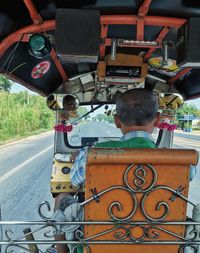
0,145,53,184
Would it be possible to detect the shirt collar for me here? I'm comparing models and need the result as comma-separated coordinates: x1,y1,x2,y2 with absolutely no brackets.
120,131,154,143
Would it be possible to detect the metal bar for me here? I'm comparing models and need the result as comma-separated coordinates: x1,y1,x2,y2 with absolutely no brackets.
137,0,152,41
23,0,43,24
50,49,68,82
106,38,160,48
168,68,192,85
144,26,170,60
111,39,117,60
23,228,39,253
100,15,186,27
0,16,186,58
137,17,144,41
0,20,55,57
0,221,200,225
100,25,108,59
138,0,152,18
1,240,200,245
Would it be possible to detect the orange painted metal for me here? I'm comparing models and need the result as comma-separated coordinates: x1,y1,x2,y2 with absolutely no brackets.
0,16,187,58
85,148,197,253
0,20,55,57
138,0,152,18
23,0,43,24
136,17,145,41
101,15,137,25
144,16,186,27
144,26,170,60
168,68,192,85
50,49,68,82
100,25,108,59
100,15,186,27
136,0,152,40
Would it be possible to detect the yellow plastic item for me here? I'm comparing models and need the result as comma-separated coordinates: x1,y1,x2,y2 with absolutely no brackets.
50,160,78,193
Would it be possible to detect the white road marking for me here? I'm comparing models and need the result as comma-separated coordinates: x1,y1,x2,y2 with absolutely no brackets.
0,145,53,184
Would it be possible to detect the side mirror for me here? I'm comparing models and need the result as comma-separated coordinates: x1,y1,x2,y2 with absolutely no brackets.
46,94,79,111
159,93,184,110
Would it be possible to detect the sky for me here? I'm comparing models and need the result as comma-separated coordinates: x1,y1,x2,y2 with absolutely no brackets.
11,82,200,109
10,82,36,94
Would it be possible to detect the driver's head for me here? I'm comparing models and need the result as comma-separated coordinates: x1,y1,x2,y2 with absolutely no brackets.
63,95,76,111
114,88,159,133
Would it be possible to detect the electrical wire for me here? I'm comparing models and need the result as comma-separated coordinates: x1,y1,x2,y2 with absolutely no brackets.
0,34,24,74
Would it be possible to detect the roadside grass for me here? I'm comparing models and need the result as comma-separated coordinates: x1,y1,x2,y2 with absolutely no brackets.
0,128,53,145
0,91,54,145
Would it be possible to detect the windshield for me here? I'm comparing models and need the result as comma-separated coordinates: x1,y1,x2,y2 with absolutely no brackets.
68,105,122,147
66,105,159,147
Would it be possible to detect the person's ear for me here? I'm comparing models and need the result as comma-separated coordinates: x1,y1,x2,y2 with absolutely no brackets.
154,112,160,127
114,114,121,128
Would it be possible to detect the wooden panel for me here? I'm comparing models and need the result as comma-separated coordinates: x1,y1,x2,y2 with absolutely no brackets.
105,54,143,67
84,148,195,253
87,148,198,165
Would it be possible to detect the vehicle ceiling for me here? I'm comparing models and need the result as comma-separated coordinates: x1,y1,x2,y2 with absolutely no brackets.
1,0,200,102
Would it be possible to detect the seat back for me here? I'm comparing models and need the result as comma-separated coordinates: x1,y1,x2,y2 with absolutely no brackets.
84,148,198,253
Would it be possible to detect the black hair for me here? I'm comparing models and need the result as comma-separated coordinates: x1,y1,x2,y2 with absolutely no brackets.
116,88,158,126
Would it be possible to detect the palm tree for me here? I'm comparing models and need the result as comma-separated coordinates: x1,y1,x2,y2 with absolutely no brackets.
0,75,12,92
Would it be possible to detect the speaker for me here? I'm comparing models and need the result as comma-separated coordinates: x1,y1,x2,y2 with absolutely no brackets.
56,9,100,63
177,17,200,67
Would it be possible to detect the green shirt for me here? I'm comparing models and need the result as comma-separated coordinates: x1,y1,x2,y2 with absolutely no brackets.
95,137,156,148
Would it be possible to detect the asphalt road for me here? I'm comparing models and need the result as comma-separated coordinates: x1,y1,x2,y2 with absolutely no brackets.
173,131,200,216
0,128,199,252
0,132,54,252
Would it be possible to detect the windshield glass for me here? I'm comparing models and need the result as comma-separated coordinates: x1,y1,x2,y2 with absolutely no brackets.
67,105,159,147
68,105,122,146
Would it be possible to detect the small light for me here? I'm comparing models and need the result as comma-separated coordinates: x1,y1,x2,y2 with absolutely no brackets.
29,34,51,59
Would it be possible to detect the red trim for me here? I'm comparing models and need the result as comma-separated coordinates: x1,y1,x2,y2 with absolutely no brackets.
138,0,152,18
100,25,108,59
0,20,55,57
137,17,144,41
50,49,68,82
144,26,170,60
136,0,152,41
0,15,187,83
168,68,192,84
0,16,186,57
100,15,186,27
23,0,43,24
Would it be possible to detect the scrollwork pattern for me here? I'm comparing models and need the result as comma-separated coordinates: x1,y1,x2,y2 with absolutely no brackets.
124,163,157,193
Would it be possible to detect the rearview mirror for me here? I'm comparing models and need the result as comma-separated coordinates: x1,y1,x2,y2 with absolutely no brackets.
46,94,79,111
159,93,184,110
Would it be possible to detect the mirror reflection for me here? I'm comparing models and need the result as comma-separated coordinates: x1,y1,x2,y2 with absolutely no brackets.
46,94,79,111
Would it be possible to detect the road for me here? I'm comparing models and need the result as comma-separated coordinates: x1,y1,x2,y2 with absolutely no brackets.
0,128,199,252
0,131,54,252
173,131,200,216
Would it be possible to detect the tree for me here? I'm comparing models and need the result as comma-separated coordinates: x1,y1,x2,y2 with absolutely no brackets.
0,75,12,92
95,113,114,123
176,104,200,118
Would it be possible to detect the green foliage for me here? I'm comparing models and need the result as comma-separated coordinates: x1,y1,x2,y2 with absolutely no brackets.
95,113,114,123
0,75,12,91
176,104,200,118
0,91,54,143
77,107,89,117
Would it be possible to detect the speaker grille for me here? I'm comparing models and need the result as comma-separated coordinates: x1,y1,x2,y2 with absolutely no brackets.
56,9,100,63
177,17,200,67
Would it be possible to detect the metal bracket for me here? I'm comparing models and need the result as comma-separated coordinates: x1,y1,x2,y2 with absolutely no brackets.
169,185,186,202
91,188,100,203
